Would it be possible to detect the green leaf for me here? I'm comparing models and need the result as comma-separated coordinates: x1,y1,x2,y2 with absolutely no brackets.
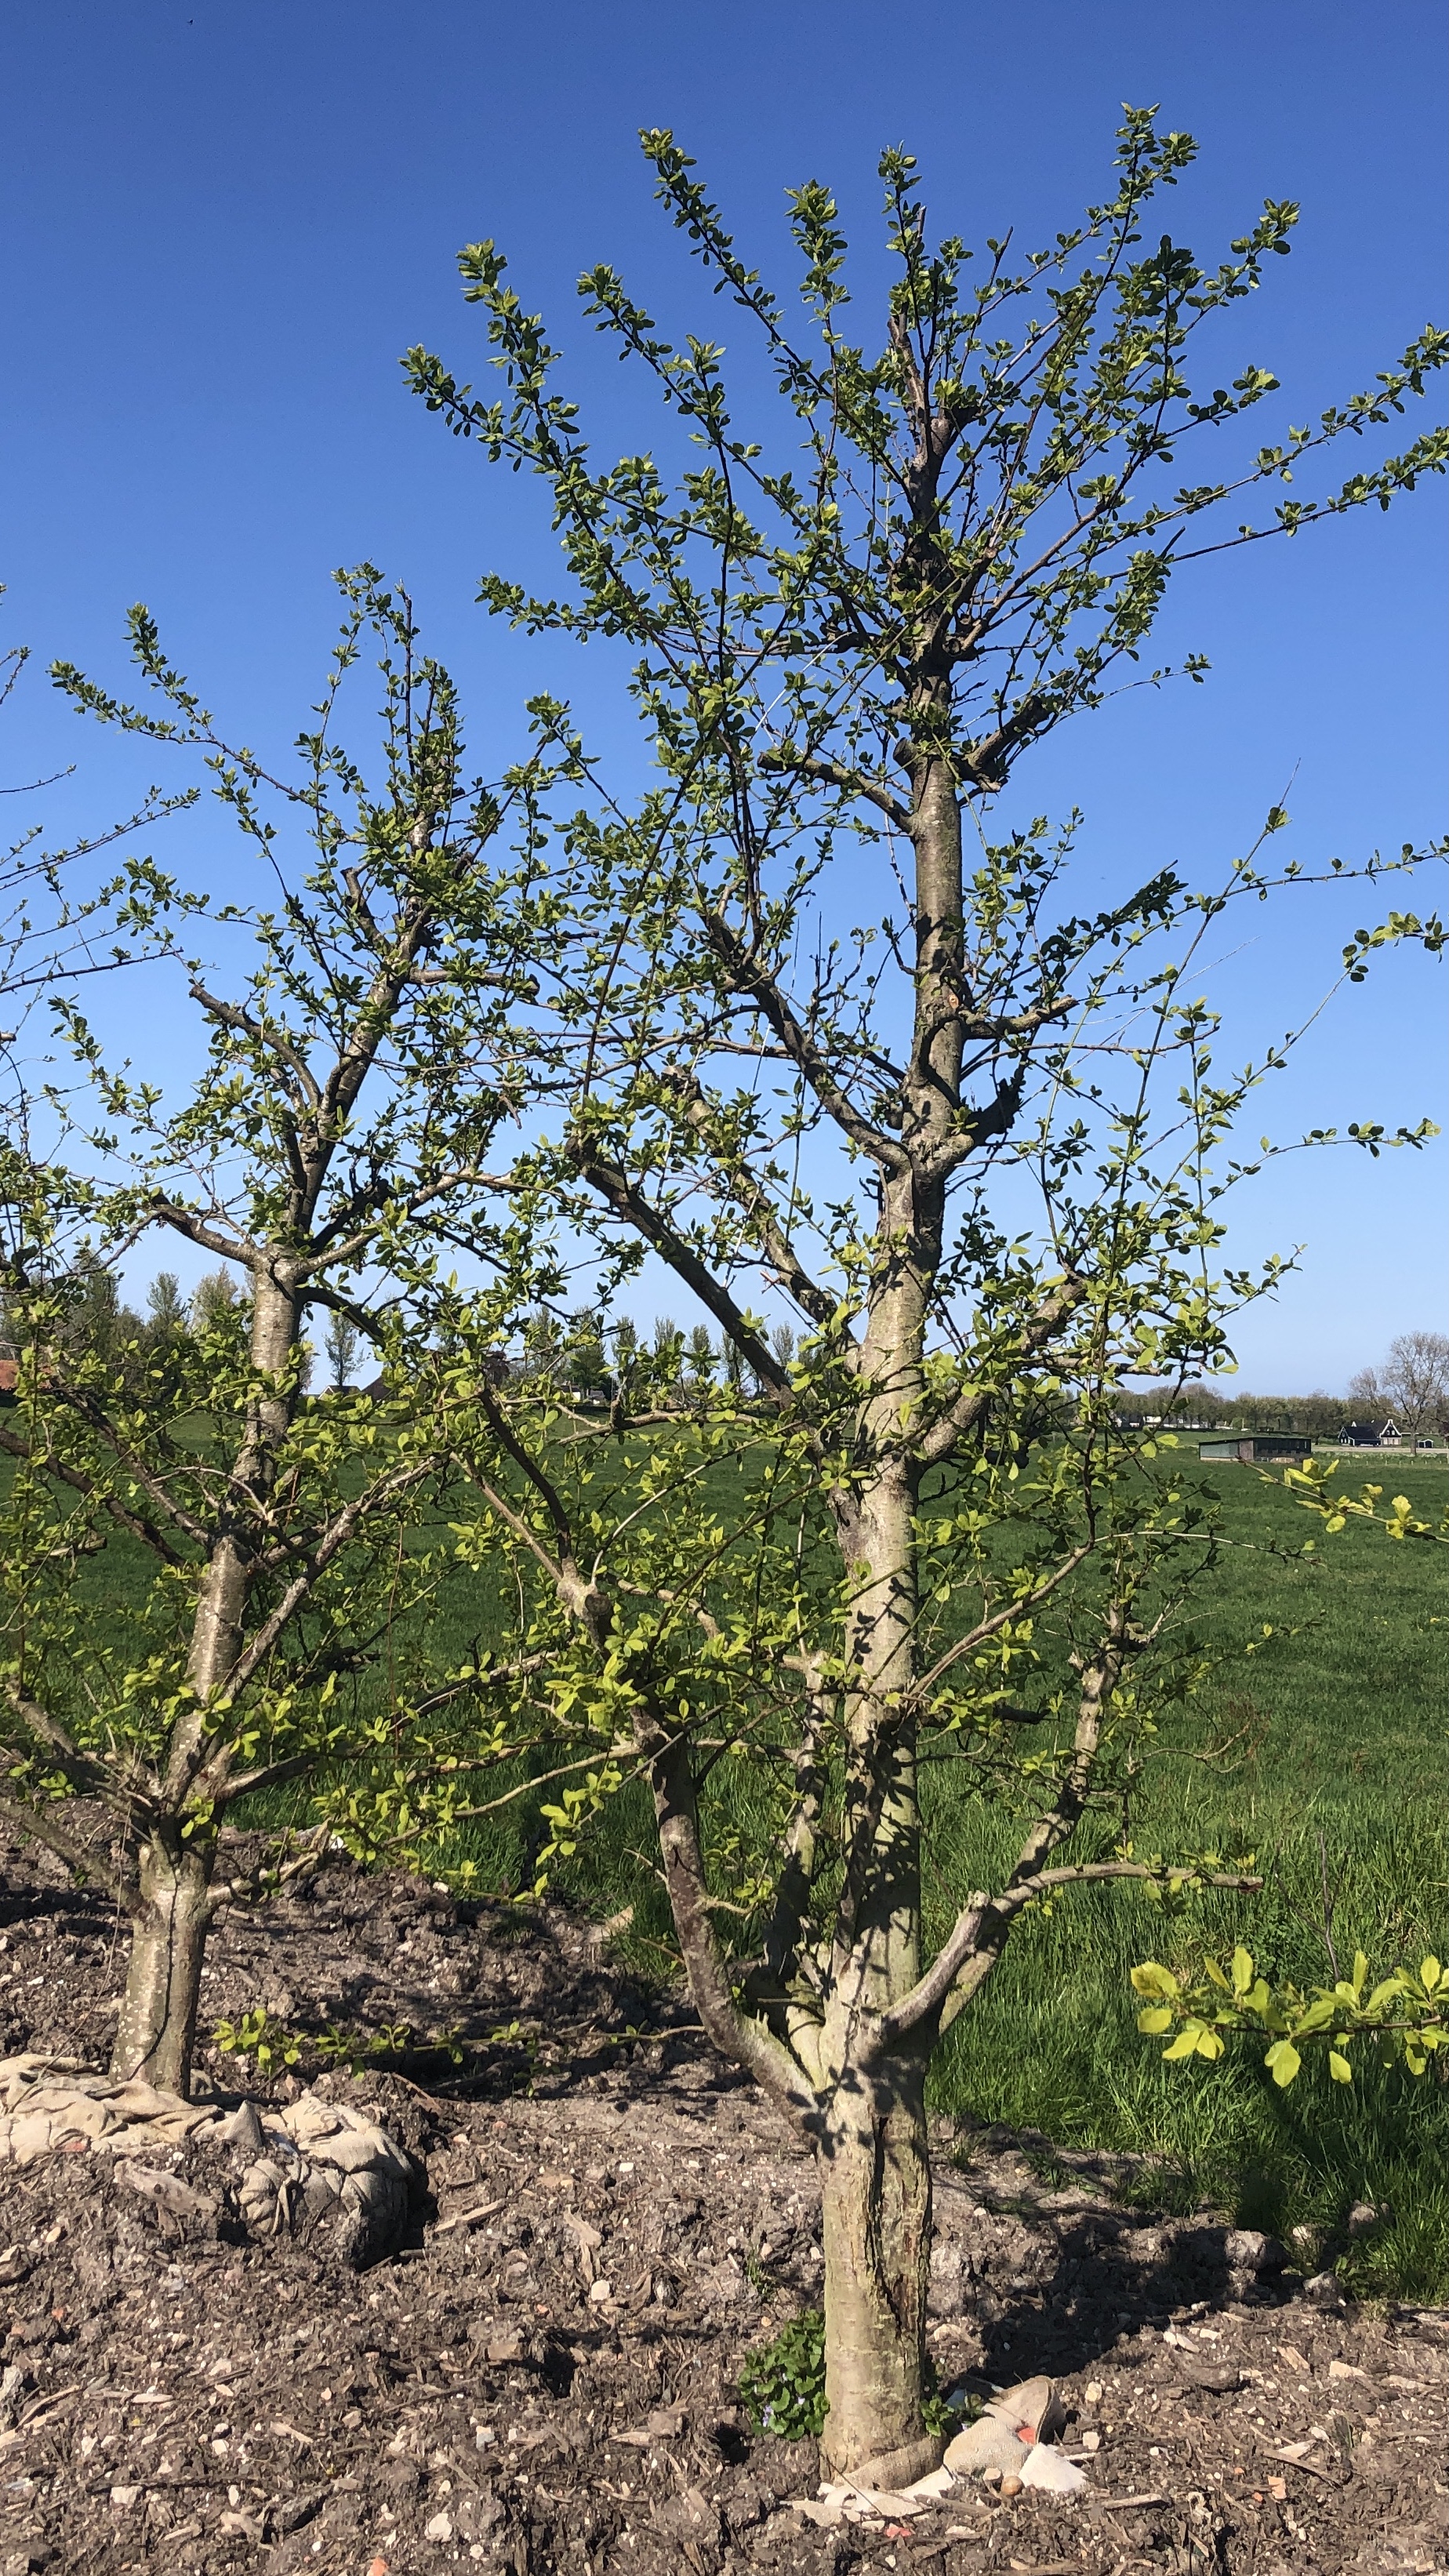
1327,2049,1353,2084
1265,2038,1301,2087
1295,1994,1337,2035
1131,1960,1179,2000
1163,2022,1208,2061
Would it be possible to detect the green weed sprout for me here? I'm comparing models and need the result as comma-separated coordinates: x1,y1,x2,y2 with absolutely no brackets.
211,2007,301,2080
739,2311,828,2440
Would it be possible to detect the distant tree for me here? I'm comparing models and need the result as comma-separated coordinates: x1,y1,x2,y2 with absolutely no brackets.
685,1324,716,1386
769,1323,797,1369
1117,1379,1228,1426
190,1267,239,1335
1278,1390,1344,1441
650,1317,684,1393
1228,1389,1300,1434
521,1307,562,1382
143,1272,186,1350
323,1310,362,1391
61,1251,143,1376
1356,1331,1449,1442
565,1309,609,1401
1158,1380,1348,1442
139,1268,192,1403
612,1314,641,1395
145,1272,187,1333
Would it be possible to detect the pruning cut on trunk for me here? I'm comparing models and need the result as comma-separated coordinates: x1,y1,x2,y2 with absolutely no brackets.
410,114,1445,2472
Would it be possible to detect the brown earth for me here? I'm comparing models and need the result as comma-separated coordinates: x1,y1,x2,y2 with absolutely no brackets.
0,1833,1443,2576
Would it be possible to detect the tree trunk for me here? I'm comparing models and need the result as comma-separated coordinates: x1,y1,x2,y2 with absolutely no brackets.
810,723,963,2480
818,2061,935,2483
179,1270,300,1733
109,1828,214,2097
112,1268,300,2100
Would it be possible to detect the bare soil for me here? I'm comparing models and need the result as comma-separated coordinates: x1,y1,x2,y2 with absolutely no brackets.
0,1834,1443,2576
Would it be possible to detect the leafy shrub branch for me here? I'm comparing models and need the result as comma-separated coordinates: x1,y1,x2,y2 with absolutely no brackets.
1134,1946,1448,2086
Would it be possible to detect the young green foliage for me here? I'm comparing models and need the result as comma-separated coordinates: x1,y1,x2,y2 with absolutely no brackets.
739,2309,829,2441
1128,1462,1448,2098
409,114,1444,2477
1134,1946,1448,2087
0,625,197,1134
0,572,561,2095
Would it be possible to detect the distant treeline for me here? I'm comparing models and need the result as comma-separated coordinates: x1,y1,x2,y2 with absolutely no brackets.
6,1276,1442,1447
1120,1384,1386,1437
0,1259,339,1393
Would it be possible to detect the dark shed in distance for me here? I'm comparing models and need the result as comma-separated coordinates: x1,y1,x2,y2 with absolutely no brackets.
1198,1433,1314,1466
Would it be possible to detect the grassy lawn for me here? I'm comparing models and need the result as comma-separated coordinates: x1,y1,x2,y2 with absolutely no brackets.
497,1451,1448,2296
9,1432,1447,2293
925,1457,1449,2297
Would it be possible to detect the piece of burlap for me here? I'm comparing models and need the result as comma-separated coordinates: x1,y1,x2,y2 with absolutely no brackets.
0,2055,419,2263
942,2373,1069,2477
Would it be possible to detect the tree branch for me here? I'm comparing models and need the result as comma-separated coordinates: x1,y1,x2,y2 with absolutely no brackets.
207,1822,333,1912
566,1133,794,1404
231,1457,436,1692
758,743,913,835
747,1686,830,2011
463,1382,612,1647
877,1612,1129,2049
209,1750,337,1812
879,1858,1263,2055
916,1272,1087,1467
150,1200,256,1267
298,1165,520,1273
699,907,913,1175
182,1455,441,1804
912,1545,1093,1699
188,983,323,1111
0,1422,189,1567
642,1708,820,2120
6,1688,99,1778
659,1069,848,1339
0,1793,133,1908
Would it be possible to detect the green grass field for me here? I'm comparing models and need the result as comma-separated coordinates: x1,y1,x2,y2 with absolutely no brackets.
518,1455,1449,2299
9,1437,1447,2294
920,1459,1448,2299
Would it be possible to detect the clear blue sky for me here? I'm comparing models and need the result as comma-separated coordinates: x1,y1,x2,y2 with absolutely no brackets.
2,0,1444,1391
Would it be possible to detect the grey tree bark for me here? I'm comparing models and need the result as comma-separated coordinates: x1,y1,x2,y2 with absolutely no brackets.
109,1270,299,2095
108,1828,214,2095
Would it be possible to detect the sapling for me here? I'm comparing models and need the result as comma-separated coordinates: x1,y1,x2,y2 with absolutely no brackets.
0,572,562,2094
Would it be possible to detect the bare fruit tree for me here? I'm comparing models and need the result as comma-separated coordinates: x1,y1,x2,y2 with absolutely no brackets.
1349,1331,1449,1444
409,117,1445,2473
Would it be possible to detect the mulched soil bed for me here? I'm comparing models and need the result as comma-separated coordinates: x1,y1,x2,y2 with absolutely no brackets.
0,1834,1444,2576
